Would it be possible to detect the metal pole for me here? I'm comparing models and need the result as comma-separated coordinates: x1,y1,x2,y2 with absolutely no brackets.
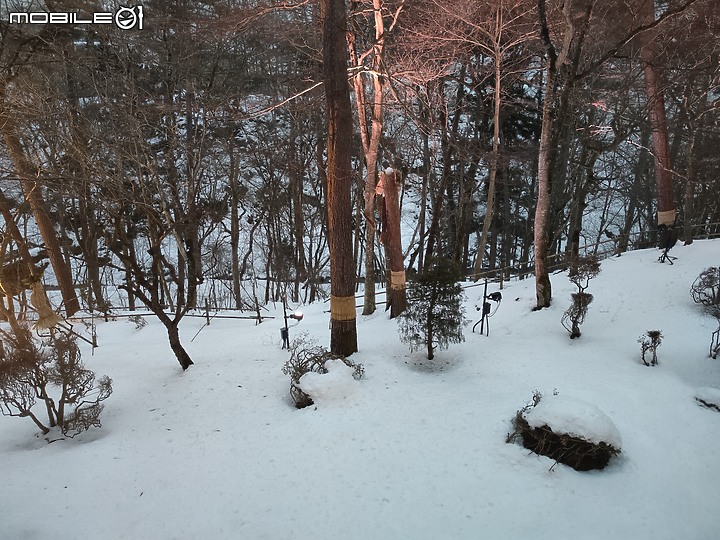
282,295,290,349
480,279,488,336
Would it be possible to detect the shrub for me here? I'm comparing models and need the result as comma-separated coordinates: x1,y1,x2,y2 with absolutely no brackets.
561,256,601,339
0,327,112,440
127,315,147,330
282,333,364,408
397,258,466,360
690,267,720,317
561,292,594,339
690,267,720,358
507,391,621,471
638,330,663,366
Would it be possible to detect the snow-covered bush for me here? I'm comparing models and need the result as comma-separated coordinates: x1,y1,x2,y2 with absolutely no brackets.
0,328,113,440
282,334,364,408
507,391,622,471
695,387,720,413
690,267,720,358
397,258,466,360
638,330,663,366
296,359,361,407
127,315,147,330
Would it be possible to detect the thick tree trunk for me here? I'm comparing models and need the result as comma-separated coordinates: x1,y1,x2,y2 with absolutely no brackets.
640,0,676,227
322,0,357,356
166,322,193,371
381,169,407,318
533,59,555,309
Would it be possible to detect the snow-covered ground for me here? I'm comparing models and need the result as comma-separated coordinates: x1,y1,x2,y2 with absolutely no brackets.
1,241,719,540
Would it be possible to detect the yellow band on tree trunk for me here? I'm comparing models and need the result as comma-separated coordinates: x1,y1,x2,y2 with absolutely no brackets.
658,209,676,226
390,270,406,290
330,295,357,321
30,281,62,330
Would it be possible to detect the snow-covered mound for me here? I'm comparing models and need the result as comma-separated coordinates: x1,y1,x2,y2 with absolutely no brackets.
695,387,720,412
297,359,360,406
525,394,622,448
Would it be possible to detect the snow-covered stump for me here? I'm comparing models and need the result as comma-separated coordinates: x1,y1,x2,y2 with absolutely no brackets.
508,394,622,471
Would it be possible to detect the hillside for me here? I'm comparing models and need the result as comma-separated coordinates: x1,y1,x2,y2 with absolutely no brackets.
1,240,719,540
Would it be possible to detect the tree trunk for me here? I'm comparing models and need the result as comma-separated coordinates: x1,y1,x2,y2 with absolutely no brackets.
0,118,80,317
349,2,387,316
474,44,503,278
230,173,243,309
423,70,466,271
683,128,697,244
381,169,407,318
533,47,556,308
640,0,676,228
322,0,358,356
165,319,194,371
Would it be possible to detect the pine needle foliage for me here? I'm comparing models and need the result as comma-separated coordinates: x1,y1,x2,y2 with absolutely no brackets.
397,258,466,360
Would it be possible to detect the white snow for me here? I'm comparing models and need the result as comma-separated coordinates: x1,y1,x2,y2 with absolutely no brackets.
695,386,720,410
1,240,720,540
524,394,622,448
296,359,360,405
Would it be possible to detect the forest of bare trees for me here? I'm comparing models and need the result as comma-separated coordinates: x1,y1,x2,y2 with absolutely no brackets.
1,0,718,366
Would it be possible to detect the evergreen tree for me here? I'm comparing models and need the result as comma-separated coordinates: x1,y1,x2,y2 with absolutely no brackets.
397,259,466,360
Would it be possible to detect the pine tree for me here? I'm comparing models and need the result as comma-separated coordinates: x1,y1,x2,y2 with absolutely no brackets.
397,259,466,360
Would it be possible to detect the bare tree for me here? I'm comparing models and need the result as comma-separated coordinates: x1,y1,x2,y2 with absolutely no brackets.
419,0,536,278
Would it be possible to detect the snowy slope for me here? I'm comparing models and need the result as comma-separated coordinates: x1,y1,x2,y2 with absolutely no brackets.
1,240,719,540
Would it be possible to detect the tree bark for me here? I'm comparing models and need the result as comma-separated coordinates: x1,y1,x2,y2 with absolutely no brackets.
533,0,559,309
640,0,676,227
349,0,388,316
165,321,194,371
322,0,358,356
380,169,407,318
